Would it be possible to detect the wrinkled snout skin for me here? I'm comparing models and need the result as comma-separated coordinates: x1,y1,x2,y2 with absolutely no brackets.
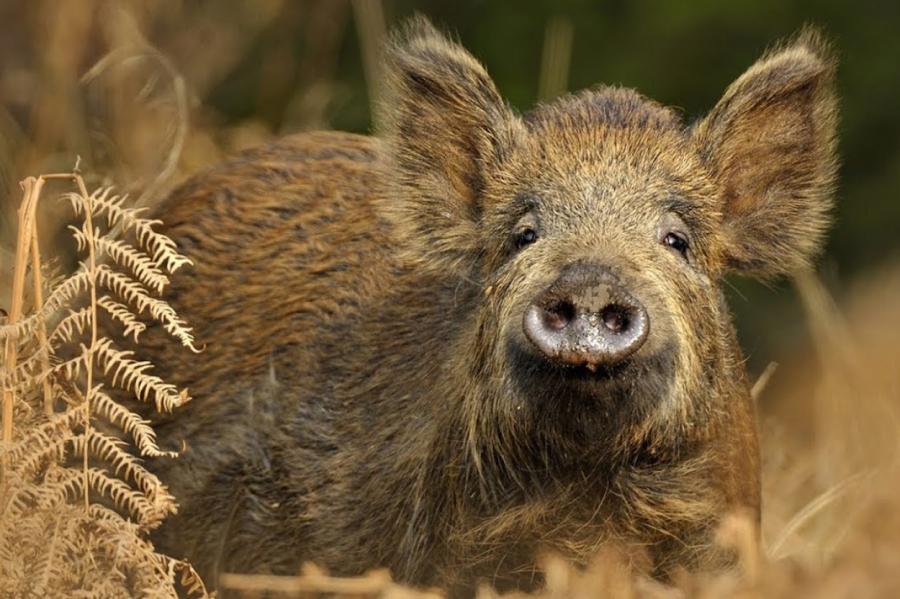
141,19,837,597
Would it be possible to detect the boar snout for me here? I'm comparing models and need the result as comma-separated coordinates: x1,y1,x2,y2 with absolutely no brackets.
523,263,649,369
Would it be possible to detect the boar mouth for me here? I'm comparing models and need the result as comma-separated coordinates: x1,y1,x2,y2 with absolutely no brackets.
556,360,630,380
505,337,676,408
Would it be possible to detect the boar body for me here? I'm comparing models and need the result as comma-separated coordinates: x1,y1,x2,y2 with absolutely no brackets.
143,20,837,595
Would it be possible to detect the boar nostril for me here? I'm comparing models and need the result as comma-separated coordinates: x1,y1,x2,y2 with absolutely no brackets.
599,304,630,333
523,265,651,369
544,301,575,330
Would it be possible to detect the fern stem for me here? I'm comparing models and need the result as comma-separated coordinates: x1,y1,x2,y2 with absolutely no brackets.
74,171,98,510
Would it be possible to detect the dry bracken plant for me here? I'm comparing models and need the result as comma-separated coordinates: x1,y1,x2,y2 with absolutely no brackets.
0,166,208,597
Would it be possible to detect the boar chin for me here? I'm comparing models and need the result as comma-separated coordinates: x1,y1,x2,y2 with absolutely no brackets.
504,336,678,434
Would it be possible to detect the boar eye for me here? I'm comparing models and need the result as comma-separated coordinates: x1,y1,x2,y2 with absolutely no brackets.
515,228,539,250
663,231,689,258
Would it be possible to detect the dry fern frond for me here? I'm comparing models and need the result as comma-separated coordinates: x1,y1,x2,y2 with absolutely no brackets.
0,269,93,342
91,385,176,458
0,168,208,597
65,187,193,272
48,306,94,346
98,295,147,342
8,406,86,476
70,429,175,507
96,265,200,352
76,466,169,529
70,224,171,293
93,337,188,412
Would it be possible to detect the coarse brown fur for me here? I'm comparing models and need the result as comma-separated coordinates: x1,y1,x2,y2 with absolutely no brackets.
138,18,838,596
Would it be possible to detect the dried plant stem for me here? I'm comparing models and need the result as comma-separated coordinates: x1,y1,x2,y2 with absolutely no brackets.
769,470,869,559
352,0,386,127
219,567,441,598
2,166,206,596
538,16,574,101
82,46,189,214
3,177,45,477
29,226,53,417
751,361,778,401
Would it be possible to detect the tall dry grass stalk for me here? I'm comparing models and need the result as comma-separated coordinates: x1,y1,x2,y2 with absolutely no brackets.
352,0,388,128
538,17,574,102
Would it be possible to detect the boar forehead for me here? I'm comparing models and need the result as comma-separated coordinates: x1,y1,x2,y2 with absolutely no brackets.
504,87,720,227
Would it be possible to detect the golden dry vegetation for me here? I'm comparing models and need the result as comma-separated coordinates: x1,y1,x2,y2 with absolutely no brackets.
1,1,899,597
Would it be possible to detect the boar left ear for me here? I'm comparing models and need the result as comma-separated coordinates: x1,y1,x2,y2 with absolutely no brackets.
378,17,524,273
693,30,838,278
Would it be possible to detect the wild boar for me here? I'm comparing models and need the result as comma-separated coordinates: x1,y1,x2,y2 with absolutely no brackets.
142,18,837,595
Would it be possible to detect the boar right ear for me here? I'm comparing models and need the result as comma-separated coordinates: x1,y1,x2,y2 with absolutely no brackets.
693,30,838,279
378,17,523,273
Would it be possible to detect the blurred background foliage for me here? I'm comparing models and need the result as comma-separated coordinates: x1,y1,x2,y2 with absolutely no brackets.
1,0,899,388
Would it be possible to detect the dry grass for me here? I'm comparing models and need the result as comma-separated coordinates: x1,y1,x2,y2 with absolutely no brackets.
2,2,899,597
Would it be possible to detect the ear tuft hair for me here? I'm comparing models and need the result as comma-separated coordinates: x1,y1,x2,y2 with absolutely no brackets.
377,17,522,274
694,26,839,278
